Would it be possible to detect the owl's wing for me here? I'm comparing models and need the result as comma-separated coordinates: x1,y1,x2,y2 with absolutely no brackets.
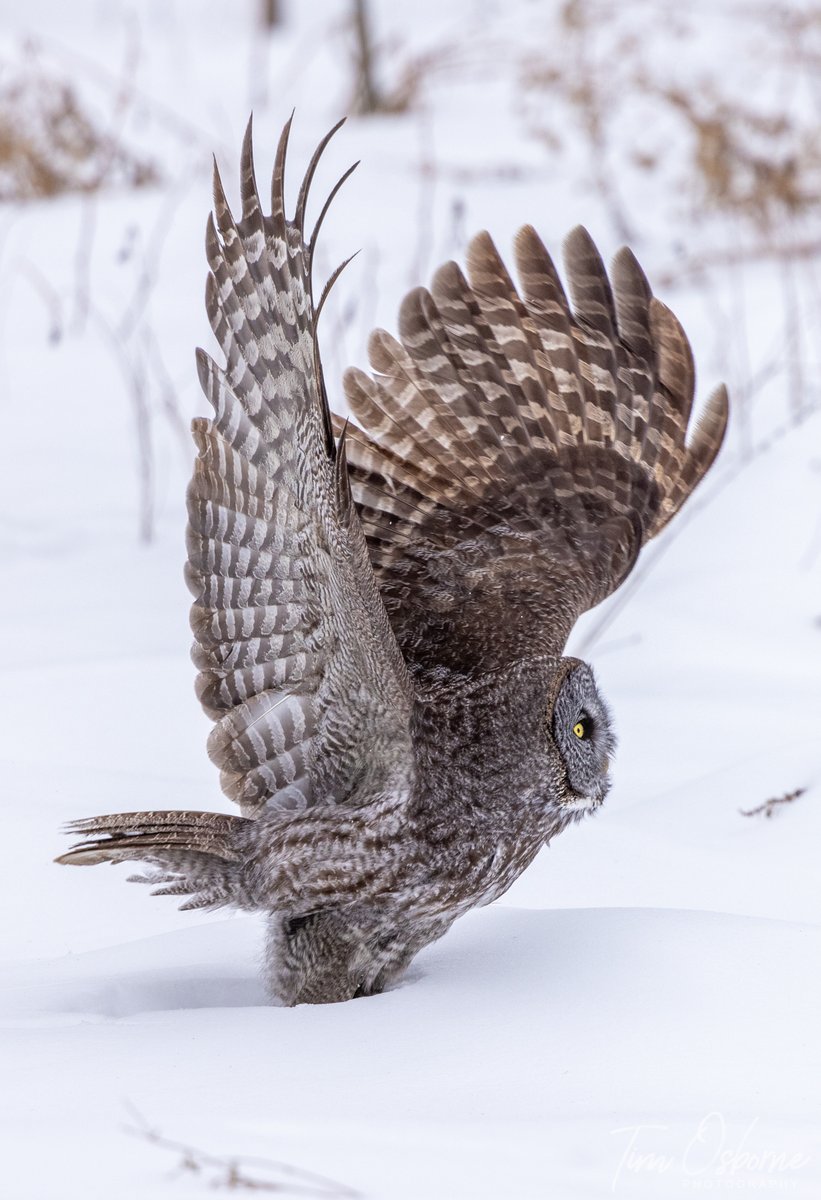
188,119,412,816
340,226,728,679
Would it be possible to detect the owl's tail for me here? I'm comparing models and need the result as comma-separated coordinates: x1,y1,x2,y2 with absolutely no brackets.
56,809,252,911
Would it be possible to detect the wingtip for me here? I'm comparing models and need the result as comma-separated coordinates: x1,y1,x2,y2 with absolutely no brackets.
563,224,605,268
512,224,569,311
281,109,296,141
430,257,466,303
341,364,372,409
270,113,295,228
239,116,262,220
466,228,494,257
712,381,730,410
240,112,254,180
465,229,501,284
611,243,645,278
699,381,730,442
367,325,402,375
671,380,730,515
610,244,652,304
309,159,359,259
562,225,605,275
211,154,229,216
513,222,543,254
296,116,349,234
315,249,361,324
563,223,594,249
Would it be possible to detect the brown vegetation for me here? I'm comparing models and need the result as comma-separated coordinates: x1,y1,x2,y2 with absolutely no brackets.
0,61,159,202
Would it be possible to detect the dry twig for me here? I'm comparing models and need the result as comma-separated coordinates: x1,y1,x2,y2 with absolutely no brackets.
123,1103,359,1197
739,788,807,819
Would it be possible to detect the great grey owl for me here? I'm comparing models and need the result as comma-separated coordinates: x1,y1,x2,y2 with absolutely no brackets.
58,118,728,1005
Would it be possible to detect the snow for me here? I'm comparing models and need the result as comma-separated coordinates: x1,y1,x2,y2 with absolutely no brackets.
5,909,821,1197
1,2,820,1196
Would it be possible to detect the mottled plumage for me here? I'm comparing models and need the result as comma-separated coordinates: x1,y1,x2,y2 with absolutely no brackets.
58,119,728,1005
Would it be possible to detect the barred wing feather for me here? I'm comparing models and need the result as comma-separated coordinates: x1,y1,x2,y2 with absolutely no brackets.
341,225,728,679
187,118,412,816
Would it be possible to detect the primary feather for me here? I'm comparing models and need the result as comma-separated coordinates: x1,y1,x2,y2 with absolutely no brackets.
187,116,412,817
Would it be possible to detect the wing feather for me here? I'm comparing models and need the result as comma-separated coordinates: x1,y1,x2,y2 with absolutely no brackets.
188,119,412,815
341,224,728,680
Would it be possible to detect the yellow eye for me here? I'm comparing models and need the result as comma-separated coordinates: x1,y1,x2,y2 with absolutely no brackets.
573,721,586,739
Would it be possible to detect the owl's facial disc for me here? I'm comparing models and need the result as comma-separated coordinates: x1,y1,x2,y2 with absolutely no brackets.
549,660,615,812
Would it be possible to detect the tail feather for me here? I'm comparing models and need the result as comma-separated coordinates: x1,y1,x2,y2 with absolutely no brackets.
57,809,245,863
56,810,250,911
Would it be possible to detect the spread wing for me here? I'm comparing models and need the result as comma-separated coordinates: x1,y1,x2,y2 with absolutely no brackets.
187,118,412,816
340,226,728,680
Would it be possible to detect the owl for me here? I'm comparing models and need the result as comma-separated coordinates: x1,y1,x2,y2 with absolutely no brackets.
58,118,728,1005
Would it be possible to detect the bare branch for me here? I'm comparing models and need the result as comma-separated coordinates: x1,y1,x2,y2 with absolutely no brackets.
88,305,154,544
122,1102,359,1197
739,788,807,819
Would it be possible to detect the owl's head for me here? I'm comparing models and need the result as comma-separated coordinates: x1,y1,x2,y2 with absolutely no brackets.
547,658,615,813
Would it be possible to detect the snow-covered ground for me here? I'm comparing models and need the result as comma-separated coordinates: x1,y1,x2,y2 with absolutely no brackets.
1,2,820,1197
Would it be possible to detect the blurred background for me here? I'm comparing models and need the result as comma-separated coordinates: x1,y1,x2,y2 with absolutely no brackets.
1,0,820,953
